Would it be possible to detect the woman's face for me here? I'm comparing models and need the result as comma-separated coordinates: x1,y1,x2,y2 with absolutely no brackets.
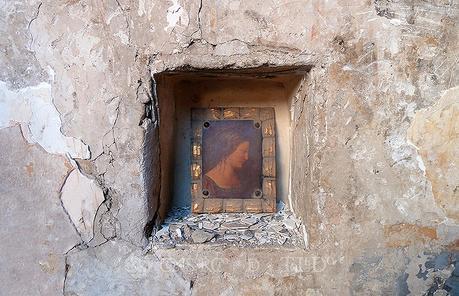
226,141,250,169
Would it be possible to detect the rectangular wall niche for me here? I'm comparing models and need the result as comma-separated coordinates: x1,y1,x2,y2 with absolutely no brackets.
153,66,308,220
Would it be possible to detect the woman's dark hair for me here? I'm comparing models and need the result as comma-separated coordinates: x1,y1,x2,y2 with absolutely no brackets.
202,121,252,173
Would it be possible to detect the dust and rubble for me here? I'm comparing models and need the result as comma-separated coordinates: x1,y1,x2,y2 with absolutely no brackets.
150,201,306,248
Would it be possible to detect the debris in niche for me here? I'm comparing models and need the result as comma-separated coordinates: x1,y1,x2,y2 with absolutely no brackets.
150,201,305,248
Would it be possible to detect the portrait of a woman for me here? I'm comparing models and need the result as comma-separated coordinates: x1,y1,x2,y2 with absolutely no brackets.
202,120,262,198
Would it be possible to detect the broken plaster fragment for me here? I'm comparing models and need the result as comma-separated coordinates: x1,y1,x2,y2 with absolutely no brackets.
60,169,105,242
407,86,459,221
0,81,90,159
191,229,215,243
164,0,189,32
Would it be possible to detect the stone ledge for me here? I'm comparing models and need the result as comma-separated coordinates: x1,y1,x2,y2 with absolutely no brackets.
149,202,307,249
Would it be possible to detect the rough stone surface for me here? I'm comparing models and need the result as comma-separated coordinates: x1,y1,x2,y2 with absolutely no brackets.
1,0,458,295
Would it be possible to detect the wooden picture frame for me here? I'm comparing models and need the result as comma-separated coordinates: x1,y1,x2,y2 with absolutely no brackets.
191,107,276,213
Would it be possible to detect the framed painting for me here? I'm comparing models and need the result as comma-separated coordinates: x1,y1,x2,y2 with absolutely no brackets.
191,107,276,213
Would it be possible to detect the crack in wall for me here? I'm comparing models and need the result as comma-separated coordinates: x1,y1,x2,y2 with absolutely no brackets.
27,2,42,51
189,0,203,40
60,168,105,243
104,96,122,151
113,0,132,46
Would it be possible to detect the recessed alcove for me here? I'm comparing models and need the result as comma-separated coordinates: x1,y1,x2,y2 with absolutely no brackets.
148,66,311,246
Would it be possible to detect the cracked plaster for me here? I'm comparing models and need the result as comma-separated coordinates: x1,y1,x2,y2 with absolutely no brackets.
0,80,90,159
1,0,458,295
60,169,105,243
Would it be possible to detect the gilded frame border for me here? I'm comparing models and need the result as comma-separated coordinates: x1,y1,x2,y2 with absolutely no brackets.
191,107,276,213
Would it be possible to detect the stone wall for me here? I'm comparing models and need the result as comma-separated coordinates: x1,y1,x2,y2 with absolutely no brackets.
0,0,458,295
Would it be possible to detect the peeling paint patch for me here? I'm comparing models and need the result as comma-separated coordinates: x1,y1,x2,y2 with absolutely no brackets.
384,223,438,247
406,251,458,295
0,81,90,159
164,0,188,31
60,169,105,242
407,86,459,221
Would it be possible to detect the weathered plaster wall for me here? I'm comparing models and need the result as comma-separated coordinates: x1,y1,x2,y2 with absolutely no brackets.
0,0,458,295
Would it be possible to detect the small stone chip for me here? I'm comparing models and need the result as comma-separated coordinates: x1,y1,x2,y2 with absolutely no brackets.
224,234,240,241
155,226,169,239
182,224,192,240
202,221,219,230
277,237,287,245
191,229,215,243
175,228,182,239
221,222,248,229
241,217,259,225
283,218,297,230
